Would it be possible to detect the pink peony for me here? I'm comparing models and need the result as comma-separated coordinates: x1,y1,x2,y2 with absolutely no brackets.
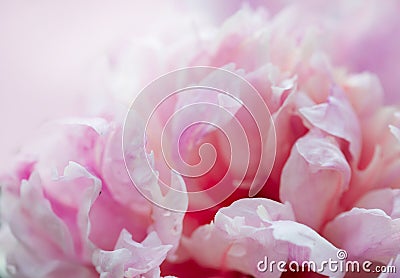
1,2,400,278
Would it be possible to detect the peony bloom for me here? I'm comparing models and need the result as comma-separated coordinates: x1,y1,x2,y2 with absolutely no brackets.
1,2,400,278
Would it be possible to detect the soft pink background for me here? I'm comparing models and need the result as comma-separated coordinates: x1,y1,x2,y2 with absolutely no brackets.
0,1,198,168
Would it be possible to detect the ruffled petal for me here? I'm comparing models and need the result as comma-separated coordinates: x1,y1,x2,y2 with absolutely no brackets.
4,162,101,277
150,173,188,261
122,112,188,258
99,124,152,223
184,198,343,277
93,229,172,278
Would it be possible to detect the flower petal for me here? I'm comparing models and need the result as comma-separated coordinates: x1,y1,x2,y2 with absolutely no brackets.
378,254,400,278
280,129,351,231
184,198,343,277
355,188,400,219
300,86,361,162
94,229,171,278
323,208,400,264
3,162,101,276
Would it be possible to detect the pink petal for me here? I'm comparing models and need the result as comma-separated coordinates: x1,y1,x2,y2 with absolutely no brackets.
268,91,312,187
122,112,188,258
3,162,101,276
269,220,344,276
280,129,351,231
323,208,400,264
389,125,400,144
300,86,361,162
355,188,400,219
66,163,102,260
342,72,383,117
94,229,172,278
100,124,152,217
378,255,400,278
184,198,343,277
341,108,400,207
150,173,188,260
7,173,75,260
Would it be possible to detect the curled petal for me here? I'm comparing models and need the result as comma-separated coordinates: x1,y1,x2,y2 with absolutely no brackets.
280,129,351,231
4,162,101,276
94,229,172,278
22,118,108,176
8,174,75,261
58,162,102,260
150,173,188,260
300,86,361,162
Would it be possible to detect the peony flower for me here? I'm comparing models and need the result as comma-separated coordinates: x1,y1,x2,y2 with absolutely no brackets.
1,2,400,278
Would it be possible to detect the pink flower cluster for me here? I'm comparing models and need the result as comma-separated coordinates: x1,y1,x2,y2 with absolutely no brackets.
1,2,400,278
